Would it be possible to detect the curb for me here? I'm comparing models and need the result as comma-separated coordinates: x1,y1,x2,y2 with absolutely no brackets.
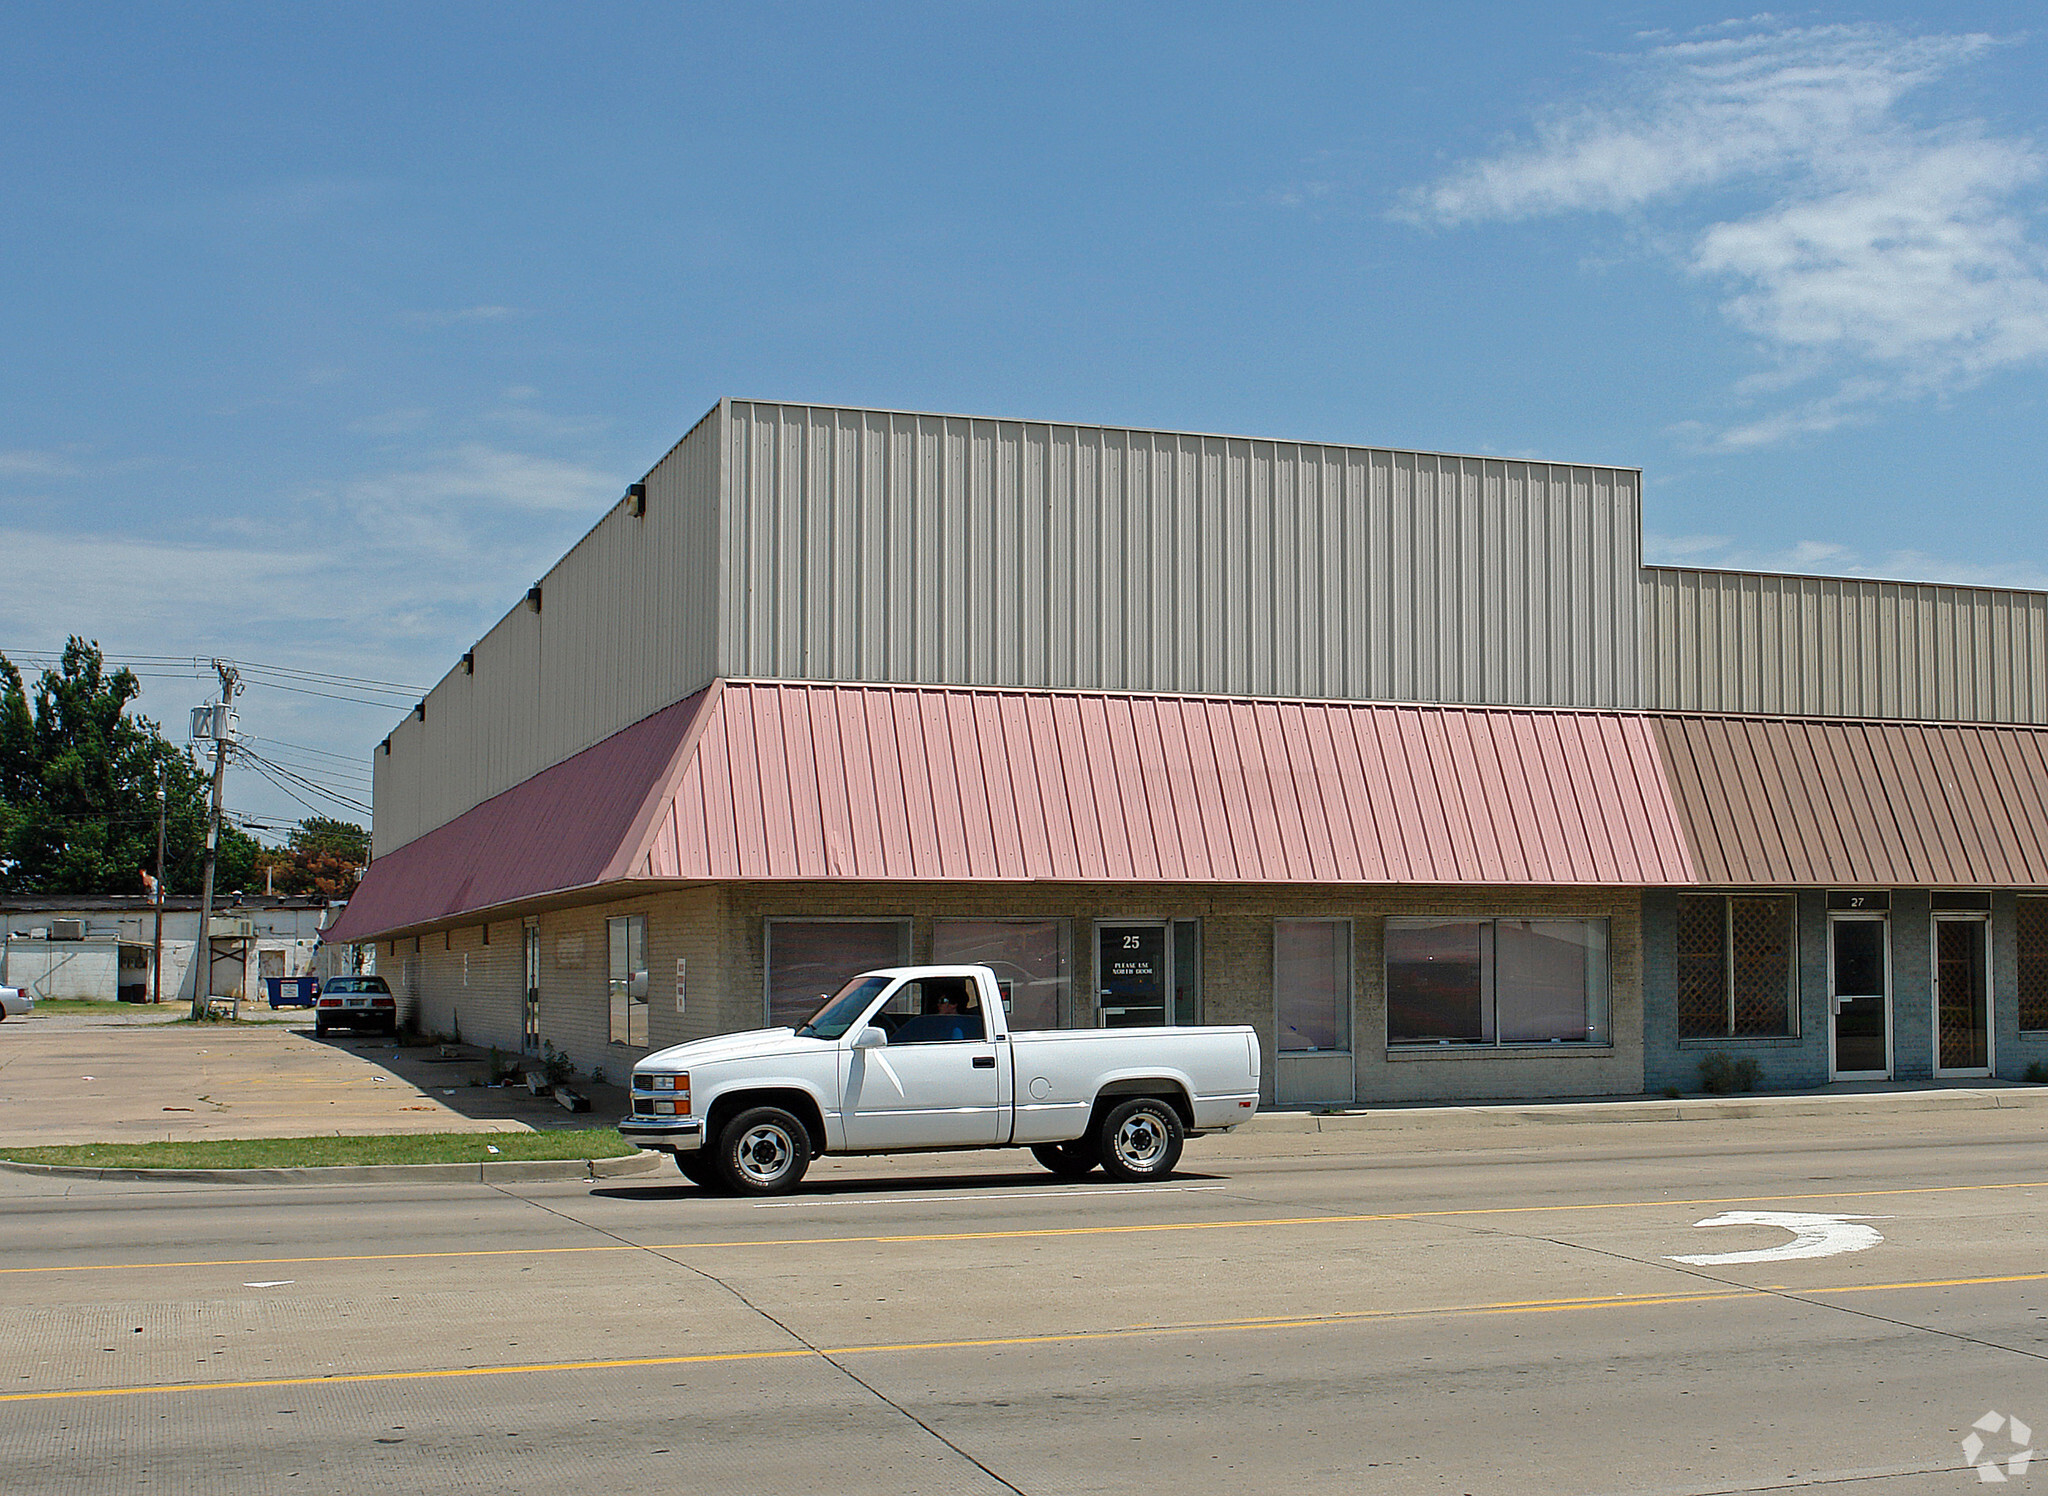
1240,1085,2048,1133
0,1150,664,1185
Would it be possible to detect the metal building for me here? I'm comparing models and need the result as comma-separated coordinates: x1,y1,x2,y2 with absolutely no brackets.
327,400,2048,1106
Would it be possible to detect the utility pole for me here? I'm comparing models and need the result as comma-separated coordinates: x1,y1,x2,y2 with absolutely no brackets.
190,660,241,1020
151,770,167,1004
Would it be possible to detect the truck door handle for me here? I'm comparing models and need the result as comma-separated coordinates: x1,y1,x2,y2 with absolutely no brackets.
972,1055,995,1069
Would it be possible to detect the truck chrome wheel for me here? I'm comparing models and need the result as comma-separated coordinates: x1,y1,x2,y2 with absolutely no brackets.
1096,1097,1185,1182
717,1105,813,1195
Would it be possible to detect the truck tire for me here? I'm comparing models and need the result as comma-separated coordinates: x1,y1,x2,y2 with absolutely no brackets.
715,1106,812,1196
1030,1141,1098,1179
1095,1097,1184,1182
673,1150,727,1192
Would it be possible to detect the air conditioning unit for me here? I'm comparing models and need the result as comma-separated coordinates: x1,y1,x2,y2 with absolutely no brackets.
208,916,255,939
48,918,85,941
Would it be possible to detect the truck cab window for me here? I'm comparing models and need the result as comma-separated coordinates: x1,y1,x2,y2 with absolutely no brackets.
877,978,985,1043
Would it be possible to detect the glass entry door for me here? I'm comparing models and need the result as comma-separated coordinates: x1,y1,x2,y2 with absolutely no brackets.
1829,915,1889,1078
1933,916,1991,1075
522,924,542,1054
1097,922,1168,1027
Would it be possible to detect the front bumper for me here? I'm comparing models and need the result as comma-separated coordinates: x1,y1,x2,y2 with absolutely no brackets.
618,1116,705,1152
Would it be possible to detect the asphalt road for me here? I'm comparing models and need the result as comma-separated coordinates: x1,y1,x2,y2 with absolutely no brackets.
3,1111,2045,1496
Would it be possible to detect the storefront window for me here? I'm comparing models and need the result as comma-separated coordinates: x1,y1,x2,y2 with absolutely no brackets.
1275,919,1350,1052
1387,917,1609,1047
2020,897,2048,1033
608,915,648,1046
1676,895,1795,1039
930,919,1070,1030
765,920,910,1029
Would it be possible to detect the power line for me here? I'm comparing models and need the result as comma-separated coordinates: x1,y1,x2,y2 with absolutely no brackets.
236,746,374,815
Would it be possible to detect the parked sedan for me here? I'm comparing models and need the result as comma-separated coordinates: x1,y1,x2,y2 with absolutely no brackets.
0,985,34,1021
313,976,398,1036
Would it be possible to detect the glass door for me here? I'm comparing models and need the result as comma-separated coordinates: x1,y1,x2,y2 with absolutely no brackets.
1829,915,1889,1078
1933,915,1991,1075
522,924,541,1054
1097,922,1169,1027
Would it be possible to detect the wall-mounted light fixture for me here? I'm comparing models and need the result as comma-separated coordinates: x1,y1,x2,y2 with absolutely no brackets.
381,738,391,756
626,482,647,517
462,651,475,675
526,585,543,612
414,699,427,722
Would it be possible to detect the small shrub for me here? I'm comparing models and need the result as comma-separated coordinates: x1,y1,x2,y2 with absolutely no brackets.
590,1066,606,1086
540,1040,574,1087
486,1046,515,1083
1661,1086,1682,1100
1699,1052,1763,1095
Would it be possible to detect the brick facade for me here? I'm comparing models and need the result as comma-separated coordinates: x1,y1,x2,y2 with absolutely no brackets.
396,880,1644,1105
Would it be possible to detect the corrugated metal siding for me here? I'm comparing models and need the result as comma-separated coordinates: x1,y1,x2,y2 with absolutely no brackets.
1653,714,2048,887
721,403,1643,709
1643,566,2048,722
634,680,1694,887
372,406,724,854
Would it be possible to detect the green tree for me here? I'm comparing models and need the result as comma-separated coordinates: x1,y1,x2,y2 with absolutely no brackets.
0,639,261,895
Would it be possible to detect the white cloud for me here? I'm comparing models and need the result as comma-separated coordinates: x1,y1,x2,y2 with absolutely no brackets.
1403,23,2048,446
0,449,80,478
403,305,521,327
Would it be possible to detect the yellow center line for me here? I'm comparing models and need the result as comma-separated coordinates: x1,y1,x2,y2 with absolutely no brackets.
7,1271,2041,1406
3,1177,2042,1279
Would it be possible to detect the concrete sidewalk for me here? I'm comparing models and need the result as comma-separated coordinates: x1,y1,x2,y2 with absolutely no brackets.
1245,1079,2048,1132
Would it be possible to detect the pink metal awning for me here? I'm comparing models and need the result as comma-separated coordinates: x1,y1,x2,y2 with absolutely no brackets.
634,682,1697,887
326,679,1698,942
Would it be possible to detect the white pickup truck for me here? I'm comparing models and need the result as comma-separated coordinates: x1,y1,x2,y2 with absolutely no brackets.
620,965,1261,1194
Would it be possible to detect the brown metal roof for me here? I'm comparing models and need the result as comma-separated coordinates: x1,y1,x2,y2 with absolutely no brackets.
1651,714,2048,886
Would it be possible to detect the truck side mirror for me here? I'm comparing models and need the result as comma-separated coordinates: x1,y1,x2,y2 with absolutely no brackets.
851,1026,887,1050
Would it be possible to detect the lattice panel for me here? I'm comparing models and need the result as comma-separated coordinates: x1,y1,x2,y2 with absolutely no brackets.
1937,921,1988,1069
1730,897,1794,1037
1676,896,1727,1038
2019,898,2048,1032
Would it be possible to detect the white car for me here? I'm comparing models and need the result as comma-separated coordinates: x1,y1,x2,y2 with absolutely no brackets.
622,964,1261,1194
0,985,34,1021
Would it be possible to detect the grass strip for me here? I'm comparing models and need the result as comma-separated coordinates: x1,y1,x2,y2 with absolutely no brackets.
0,1129,638,1170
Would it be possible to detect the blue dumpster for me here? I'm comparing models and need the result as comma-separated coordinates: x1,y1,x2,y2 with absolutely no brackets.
266,976,318,1008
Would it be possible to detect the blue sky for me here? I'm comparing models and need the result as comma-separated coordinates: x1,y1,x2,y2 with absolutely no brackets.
3,3,2046,836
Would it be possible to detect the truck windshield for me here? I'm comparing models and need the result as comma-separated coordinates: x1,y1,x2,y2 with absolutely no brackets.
795,976,891,1039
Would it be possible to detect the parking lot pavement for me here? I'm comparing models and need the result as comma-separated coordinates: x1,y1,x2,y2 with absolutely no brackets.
0,1020,624,1147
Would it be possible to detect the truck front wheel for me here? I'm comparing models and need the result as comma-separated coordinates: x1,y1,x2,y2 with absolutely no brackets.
715,1106,812,1195
674,1150,728,1192
1096,1097,1184,1182
1030,1141,1098,1179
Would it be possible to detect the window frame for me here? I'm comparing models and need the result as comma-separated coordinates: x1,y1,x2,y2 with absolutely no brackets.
762,917,912,1030
1675,893,1799,1042
1385,915,1612,1051
2019,896,2048,1034
1273,917,1353,1055
930,917,1073,1030
607,913,649,1047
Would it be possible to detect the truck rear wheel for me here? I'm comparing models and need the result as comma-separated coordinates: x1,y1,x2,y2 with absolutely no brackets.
1095,1097,1184,1182
1030,1141,1098,1179
715,1106,812,1196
